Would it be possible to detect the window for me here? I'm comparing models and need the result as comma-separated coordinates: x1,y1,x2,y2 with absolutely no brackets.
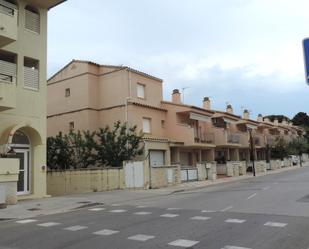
24,57,39,90
161,120,165,128
143,118,151,133
65,88,70,97
25,5,40,34
69,122,74,130
137,83,145,99
0,50,17,83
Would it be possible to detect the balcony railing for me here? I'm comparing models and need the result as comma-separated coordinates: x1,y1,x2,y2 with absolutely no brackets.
0,60,16,84
227,133,240,144
0,0,16,16
254,136,261,146
194,133,215,144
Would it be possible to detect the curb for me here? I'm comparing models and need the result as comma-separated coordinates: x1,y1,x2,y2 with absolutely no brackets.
168,164,306,194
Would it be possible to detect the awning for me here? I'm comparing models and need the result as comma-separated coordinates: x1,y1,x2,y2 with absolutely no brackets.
189,112,211,122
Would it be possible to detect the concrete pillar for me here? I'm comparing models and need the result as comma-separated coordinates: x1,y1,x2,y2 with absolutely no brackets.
174,147,180,164
246,149,250,162
235,148,240,161
198,150,202,163
207,149,215,161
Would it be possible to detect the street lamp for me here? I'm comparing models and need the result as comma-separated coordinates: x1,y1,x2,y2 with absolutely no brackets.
248,128,256,177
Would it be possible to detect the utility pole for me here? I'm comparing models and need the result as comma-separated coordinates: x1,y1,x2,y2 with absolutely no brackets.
248,128,256,177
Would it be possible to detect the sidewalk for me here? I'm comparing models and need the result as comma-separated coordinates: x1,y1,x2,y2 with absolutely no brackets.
0,162,308,221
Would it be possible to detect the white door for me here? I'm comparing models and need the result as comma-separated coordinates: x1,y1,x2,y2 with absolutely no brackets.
124,162,144,188
149,150,165,167
14,149,30,195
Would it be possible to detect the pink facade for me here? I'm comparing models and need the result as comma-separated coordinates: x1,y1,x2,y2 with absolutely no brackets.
47,60,304,171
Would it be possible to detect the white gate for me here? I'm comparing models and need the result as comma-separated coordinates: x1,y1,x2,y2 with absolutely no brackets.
124,161,144,188
181,167,198,182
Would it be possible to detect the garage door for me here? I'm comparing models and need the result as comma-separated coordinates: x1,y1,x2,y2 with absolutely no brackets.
149,150,165,167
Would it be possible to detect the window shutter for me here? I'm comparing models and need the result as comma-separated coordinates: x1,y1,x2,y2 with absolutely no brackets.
137,84,145,98
0,60,16,83
143,118,151,133
25,9,40,34
24,67,39,90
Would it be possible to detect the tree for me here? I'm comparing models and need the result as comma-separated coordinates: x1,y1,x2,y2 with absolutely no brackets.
95,121,144,167
292,112,309,127
271,137,289,160
47,130,96,170
47,132,72,170
288,138,309,166
65,130,97,168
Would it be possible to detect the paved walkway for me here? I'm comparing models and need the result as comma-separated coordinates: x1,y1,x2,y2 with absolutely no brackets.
0,163,308,220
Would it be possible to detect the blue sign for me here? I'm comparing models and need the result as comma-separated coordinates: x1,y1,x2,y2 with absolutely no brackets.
303,38,309,84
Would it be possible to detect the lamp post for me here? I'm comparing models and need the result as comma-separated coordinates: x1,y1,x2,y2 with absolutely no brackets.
248,128,256,177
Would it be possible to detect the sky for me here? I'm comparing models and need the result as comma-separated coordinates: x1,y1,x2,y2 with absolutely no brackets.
48,0,309,119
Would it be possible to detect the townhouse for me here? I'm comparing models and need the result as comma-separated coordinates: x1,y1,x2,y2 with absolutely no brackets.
0,0,66,204
47,60,304,182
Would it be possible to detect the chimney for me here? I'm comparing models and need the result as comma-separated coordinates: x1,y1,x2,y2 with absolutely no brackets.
243,109,249,119
172,89,181,103
257,114,263,122
226,104,233,114
274,119,279,126
203,97,211,110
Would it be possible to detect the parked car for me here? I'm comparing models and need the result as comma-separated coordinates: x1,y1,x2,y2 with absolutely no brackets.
289,155,299,166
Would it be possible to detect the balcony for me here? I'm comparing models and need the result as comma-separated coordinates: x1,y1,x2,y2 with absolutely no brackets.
0,0,18,47
0,59,16,110
266,135,281,146
194,133,215,144
227,133,240,144
253,135,265,147
169,124,215,148
215,128,241,147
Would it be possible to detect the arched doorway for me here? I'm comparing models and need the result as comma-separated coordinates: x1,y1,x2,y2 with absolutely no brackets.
10,130,31,195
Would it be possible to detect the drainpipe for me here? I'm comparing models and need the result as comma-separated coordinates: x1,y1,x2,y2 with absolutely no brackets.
128,69,132,99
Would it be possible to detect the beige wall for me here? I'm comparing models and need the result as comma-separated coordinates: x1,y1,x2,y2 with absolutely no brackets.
0,0,62,201
47,168,125,196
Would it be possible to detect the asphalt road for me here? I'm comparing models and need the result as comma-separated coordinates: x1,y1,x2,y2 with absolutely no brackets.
1,167,309,249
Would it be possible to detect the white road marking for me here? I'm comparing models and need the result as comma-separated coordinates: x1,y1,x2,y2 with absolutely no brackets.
109,209,127,213
273,182,279,185
93,229,119,236
201,210,216,213
89,208,105,211
220,206,233,212
136,205,147,208
111,204,121,207
264,221,287,227
16,219,37,224
38,222,61,227
225,219,246,224
64,225,88,231
167,207,182,210
134,211,152,215
190,216,211,221
262,186,270,190
168,239,199,248
222,246,252,249
160,213,179,218
246,193,257,200
128,234,155,241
